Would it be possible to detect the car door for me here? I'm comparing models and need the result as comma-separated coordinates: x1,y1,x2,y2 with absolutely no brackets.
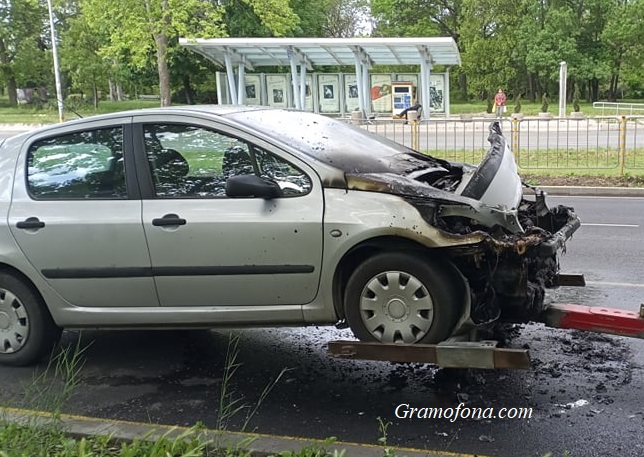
8,119,159,308
135,117,324,308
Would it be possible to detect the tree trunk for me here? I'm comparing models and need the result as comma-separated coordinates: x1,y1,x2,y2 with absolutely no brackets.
93,84,99,109
608,75,616,102
109,79,116,102
589,78,599,102
458,72,467,99
532,74,540,102
154,32,171,107
183,75,194,104
7,76,18,106
0,38,17,106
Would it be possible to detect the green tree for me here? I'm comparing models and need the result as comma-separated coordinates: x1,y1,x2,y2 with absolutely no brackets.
370,0,467,95
60,10,111,107
521,2,581,100
321,0,370,37
459,0,526,99
569,0,615,101
81,0,297,106
602,0,644,100
0,0,48,105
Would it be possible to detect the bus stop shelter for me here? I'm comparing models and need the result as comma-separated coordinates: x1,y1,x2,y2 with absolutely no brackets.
179,37,461,119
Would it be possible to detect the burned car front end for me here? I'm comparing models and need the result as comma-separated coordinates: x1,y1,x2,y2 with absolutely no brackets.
229,109,579,341
345,123,580,329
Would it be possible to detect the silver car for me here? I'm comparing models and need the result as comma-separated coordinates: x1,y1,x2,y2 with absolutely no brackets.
0,106,579,365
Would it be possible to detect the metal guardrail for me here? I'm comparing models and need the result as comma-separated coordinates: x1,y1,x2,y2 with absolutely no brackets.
349,116,644,174
593,102,644,115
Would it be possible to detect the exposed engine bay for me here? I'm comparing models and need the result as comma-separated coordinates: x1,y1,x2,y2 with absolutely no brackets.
345,122,580,327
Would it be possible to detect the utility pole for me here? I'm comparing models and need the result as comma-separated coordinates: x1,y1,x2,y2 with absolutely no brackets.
47,0,64,122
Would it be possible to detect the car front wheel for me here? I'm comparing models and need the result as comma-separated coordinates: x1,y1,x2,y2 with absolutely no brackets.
0,273,61,366
344,252,462,344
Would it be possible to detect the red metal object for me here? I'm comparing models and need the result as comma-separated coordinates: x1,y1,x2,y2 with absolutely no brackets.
543,303,644,339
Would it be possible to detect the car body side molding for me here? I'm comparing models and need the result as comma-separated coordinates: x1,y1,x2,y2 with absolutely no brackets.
41,265,315,279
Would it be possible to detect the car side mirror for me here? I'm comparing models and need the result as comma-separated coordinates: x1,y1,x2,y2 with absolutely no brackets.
225,174,282,199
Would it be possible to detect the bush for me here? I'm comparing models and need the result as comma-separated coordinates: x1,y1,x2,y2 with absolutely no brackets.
514,94,522,113
541,94,549,113
572,89,580,112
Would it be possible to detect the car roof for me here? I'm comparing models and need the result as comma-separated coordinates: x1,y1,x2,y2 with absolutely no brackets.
57,104,271,125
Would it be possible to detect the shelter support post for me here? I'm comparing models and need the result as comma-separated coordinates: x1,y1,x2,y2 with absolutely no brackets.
419,48,433,122
352,47,372,119
353,57,364,118
444,67,451,117
237,62,245,104
223,50,238,105
289,52,301,110
288,46,312,110
361,62,370,117
299,65,307,109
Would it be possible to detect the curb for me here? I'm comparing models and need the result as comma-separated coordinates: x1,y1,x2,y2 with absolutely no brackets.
0,407,484,457
0,123,46,131
538,186,644,197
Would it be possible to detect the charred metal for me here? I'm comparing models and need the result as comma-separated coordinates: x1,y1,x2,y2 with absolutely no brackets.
433,194,578,324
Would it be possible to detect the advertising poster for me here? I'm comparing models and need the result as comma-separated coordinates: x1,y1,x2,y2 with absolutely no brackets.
243,74,261,105
429,74,445,112
371,74,392,113
318,74,340,113
344,75,360,112
266,74,289,108
396,74,419,87
304,75,314,111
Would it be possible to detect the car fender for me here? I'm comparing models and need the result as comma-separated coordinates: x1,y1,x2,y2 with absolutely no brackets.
302,188,475,323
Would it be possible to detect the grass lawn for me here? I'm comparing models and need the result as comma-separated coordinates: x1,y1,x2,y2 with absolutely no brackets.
0,98,162,124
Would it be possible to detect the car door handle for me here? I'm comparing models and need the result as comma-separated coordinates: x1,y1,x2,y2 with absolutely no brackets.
16,217,45,229
152,214,187,227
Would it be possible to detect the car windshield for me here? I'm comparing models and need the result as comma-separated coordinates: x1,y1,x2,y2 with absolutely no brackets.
227,110,443,174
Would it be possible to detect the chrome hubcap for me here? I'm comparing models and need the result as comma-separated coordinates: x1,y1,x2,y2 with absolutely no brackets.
0,289,29,354
359,271,434,343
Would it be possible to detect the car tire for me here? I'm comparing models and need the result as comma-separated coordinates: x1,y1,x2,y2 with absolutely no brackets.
344,252,462,344
0,273,61,366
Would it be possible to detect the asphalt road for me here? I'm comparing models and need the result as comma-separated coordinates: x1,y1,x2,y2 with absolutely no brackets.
0,196,642,457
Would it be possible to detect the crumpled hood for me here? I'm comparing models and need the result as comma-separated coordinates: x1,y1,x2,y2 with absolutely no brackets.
455,122,523,212
347,123,520,204
344,123,524,232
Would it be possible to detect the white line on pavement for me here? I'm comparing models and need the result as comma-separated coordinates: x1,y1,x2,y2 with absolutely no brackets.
586,280,644,288
582,223,639,228
549,196,644,200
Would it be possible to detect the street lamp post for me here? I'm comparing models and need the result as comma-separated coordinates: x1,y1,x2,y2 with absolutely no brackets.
559,61,567,119
46,0,64,123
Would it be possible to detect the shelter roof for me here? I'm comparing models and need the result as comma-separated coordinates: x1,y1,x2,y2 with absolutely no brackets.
179,37,461,70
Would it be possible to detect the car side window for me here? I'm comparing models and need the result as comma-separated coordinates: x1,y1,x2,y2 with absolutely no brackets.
253,147,312,196
144,124,311,198
27,127,126,199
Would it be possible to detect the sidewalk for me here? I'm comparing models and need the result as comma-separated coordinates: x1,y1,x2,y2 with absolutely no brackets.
1,407,485,457
539,186,644,197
